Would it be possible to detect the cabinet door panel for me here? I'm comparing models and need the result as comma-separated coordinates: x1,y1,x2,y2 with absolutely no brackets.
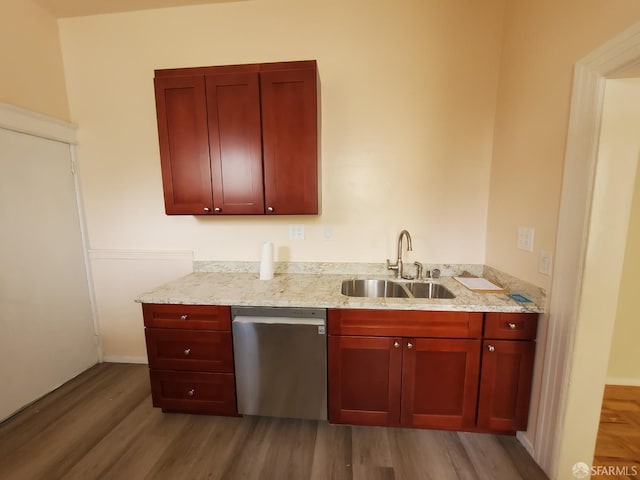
206,72,264,214
154,75,213,214
328,336,401,426
149,370,237,415
261,66,317,214
401,338,481,430
477,340,535,432
145,329,234,373
142,304,230,331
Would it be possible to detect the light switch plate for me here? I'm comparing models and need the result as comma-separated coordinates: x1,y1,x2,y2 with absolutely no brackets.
517,227,535,252
538,250,553,275
289,224,305,240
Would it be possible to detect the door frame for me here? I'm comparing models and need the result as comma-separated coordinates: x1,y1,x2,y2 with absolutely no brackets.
532,23,640,477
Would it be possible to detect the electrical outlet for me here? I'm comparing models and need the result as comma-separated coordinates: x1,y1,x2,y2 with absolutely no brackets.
538,250,553,276
289,224,305,240
323,226,334,240
517,227,535,252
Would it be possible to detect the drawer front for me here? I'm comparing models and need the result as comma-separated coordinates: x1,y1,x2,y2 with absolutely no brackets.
142,303,230,330
327,309,483,338
484,312,538,340
145,329,233,372
149,370,237,415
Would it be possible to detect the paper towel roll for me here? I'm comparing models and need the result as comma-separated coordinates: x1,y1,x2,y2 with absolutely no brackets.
259,242,274,280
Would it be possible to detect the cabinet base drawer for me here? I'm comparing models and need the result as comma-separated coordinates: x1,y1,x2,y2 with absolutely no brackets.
145,329,233,372
143,304,231,330
149,370,237,415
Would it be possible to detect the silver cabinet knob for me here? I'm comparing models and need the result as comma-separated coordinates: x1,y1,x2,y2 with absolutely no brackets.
488,344,495,352
184,348,191,356
267,206,274,213
203,207,210,212
393,341,400,349
508,322,517,329
187,389,195,397
180,314,188,320
214,207,221,213
407,342,413,349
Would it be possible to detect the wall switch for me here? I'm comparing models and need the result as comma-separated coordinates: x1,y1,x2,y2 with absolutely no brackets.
289,224,305,240
538,250,553,276
517,227,535,252
323,226,334,240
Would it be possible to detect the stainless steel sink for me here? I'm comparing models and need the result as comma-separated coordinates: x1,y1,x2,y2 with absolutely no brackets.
403,281,455,299
340,279,455,299
341,279,409,298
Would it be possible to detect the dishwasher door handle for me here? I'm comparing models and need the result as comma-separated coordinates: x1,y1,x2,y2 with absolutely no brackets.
232,315,324,326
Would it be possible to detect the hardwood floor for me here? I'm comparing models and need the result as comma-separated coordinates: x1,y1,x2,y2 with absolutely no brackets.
0,364,548,480
593,385,640,479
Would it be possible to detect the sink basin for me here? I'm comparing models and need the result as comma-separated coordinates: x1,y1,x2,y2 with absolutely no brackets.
341,279,409,298
340,279,455,299
403,282,455,299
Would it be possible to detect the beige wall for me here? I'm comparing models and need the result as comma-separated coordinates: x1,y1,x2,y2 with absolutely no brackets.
58,0,505,265
485,0,640,290
606,78,640,386
0,0,70,120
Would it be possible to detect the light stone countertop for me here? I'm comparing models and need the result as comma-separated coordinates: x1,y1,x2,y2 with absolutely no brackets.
135,262,545,313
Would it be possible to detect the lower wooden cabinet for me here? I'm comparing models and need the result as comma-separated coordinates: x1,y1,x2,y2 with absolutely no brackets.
142,303,238,415
328,335,402,426
327,309,538,434
328,335,481,430
149,370,237,415
477,339,535,431
401,338,481,430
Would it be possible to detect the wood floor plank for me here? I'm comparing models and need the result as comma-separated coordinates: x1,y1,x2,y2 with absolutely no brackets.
351,425,393,468
458,431,532,480
388,428,477,480
310,421,353,480
594,384,640,479
0,364,550,480
0,364,150,480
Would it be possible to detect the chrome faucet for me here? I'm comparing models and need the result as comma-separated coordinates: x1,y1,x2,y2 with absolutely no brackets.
387,229,413,279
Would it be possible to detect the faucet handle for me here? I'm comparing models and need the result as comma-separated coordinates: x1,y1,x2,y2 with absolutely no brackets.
386,259,398,272
414,261,424,280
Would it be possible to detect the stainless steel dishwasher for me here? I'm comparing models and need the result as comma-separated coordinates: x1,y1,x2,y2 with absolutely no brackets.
231,306,327,421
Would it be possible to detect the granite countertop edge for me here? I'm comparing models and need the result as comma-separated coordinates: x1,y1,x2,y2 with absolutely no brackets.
135,266,545,314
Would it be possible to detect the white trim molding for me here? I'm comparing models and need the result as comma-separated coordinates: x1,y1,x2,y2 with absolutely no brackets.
88,249,194,262
0,102,77,144
533,22,640,478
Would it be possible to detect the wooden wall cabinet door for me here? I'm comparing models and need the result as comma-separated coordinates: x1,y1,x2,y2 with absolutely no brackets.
206,71,265,215
261,66,318,214
154,60,318,216
401,338,481,430
328,335,402,426
477,339,535,432
154,75,213,215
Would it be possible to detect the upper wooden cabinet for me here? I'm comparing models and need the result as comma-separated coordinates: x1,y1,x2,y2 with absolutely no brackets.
154,60,318,215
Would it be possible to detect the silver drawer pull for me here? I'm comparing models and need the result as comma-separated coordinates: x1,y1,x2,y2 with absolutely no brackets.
187,389,195,397
407,342,413,349
180,314,188,320
488,344,495,352
507,322,517,329
393,341,400,349
184,348,191,356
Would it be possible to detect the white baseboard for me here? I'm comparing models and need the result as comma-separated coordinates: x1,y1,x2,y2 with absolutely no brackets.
101,356,148,365
605,377,640,387
516,431,535,457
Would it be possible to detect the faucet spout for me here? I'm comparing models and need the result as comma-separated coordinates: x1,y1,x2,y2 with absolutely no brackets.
387,229,413,279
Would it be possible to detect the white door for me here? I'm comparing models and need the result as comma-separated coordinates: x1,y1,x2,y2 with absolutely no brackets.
0,127,98,421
